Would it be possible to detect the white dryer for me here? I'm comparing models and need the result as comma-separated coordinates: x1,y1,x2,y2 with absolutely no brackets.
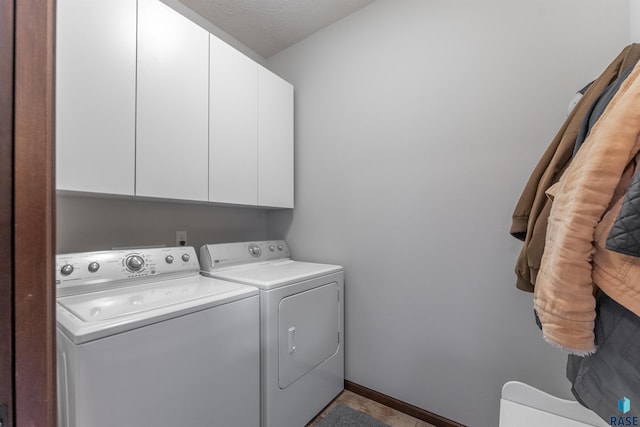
56,246,260,427
200,241,344,427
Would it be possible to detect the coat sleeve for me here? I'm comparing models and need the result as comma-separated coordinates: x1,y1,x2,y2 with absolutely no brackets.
534,62,640,355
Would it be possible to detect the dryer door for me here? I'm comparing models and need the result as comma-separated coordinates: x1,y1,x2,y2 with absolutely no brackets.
278,281,339,389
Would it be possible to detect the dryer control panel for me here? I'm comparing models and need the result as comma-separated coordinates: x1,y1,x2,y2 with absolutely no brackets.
56,246,200,296
200,240,290,271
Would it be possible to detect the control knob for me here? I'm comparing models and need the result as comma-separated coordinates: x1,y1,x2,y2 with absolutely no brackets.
126,255,145,272
248,244,261,257
60,264,74,276
165,255,174,264
181,254,190,262
88,262,100,273
269,245,275,252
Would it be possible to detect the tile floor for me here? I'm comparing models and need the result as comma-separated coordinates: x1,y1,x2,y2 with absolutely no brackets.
306,390,438,427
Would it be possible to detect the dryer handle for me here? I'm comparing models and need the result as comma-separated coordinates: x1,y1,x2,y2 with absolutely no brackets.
288,326,296,354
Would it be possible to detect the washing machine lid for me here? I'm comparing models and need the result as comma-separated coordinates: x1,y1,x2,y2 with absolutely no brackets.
203,260,343,290
57,275,257,344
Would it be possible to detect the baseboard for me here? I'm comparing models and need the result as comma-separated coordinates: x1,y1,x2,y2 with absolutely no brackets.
344,380,467,427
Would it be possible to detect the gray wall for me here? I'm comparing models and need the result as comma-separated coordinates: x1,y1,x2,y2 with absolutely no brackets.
633,0,640,41
266,0,630,425
57,194,268,253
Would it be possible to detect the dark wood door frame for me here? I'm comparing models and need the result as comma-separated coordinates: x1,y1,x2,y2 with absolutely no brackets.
0,0,16,424
2,0,57,426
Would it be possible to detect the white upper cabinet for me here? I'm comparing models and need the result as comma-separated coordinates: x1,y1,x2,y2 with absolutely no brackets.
56,0,293,207
258,66,294,208
209,36,259,205
209,38,294,208
136,0,209,201
56,0,136,195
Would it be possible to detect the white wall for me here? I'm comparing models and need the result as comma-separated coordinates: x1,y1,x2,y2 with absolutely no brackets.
57,194,268,253
632,0,640,42
267,0,630,425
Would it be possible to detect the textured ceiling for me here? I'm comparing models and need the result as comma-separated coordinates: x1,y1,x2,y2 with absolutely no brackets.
178,0,376,58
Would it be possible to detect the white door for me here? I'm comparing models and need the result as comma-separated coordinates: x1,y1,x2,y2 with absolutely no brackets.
278,282,339,388
56,0,136,195
136,0,209,201
209,36,258,205
258,66,294,208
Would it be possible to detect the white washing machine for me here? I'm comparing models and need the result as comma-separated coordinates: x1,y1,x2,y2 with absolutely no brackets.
500,381,609,427
56,246,260,427
200,241,344,427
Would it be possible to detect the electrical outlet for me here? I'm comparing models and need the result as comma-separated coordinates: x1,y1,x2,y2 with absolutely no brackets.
176,231,187,247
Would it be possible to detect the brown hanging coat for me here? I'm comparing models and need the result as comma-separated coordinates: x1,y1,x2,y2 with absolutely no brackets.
510,43,640,292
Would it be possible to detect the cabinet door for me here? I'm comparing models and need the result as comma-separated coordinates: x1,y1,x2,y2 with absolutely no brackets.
136,0,209,201
258,66,294,208
56,0,136,195
209,36,258,205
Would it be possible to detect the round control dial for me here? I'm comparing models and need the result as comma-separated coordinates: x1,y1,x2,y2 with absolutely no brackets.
60,264,74,276
125,255,145,272
88,262,100,273
165,255,174,264
181,254,190,262
248,243,262,257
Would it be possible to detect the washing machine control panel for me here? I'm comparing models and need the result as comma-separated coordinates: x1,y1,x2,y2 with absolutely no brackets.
56,246,200,295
